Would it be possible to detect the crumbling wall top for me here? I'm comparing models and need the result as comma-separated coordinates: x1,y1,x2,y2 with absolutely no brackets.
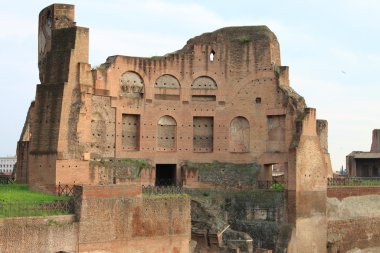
182,26,277,49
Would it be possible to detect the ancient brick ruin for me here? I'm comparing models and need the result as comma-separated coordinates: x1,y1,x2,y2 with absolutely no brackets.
11,3,344,253
16,4,332,191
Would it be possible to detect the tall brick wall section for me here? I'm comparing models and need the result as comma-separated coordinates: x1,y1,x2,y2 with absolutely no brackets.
76,185,191,253
0,215,78,253
287,108,328,253
90,95,116,158
16,141,29,183
29,4,90,192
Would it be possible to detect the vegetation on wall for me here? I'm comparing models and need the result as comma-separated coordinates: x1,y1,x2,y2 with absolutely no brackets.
184,161,260,186
238,34,252,44
90,158,151,179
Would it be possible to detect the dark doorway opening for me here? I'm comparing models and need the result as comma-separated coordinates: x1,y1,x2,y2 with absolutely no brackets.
373,167,379,177
156,164,176,186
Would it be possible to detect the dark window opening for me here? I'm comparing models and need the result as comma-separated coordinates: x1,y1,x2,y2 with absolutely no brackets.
210,50,215,62
256,97,262,104
155,164,176,186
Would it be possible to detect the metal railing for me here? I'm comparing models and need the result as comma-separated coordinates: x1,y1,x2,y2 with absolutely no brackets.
57,183,75,196
256,180,285,190
328,177,380,187
0,176,15,185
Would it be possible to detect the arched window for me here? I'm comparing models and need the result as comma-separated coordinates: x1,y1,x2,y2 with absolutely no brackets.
229,117,250,152
157,116,177,151
120,71,144,98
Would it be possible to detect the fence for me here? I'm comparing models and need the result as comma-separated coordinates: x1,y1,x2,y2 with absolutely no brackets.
57,183,75,196
256,180,285,190
0,176,15,185
328,177,380,187
0,199,75,218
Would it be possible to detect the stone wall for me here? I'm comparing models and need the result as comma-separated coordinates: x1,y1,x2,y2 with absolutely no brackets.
122,114,140,151
286,108,328,253
327,187,380,252
0,185,191,253
182,161,260,189
0,215,78,253
189,189,289,252
77,185,191,253
91,95,116,158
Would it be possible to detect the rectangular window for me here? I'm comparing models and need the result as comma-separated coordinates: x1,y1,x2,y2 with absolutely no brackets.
122,114,140,151
193,117,213,152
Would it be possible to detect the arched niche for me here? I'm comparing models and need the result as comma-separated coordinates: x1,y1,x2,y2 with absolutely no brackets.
154,74,181,100
157,115,177,151
191,76,217,89
229,116,250,152
120,71,144,98
155,74,180,89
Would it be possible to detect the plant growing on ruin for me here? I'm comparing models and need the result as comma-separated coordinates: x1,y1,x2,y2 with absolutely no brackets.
238,35,252,44
271,182,284,191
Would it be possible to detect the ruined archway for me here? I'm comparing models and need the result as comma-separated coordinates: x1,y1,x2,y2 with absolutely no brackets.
229,116,250,152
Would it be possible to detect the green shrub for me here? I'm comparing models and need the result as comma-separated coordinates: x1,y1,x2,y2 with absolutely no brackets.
271,182,284,191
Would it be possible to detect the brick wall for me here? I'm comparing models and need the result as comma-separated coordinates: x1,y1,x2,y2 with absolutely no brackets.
0,185,190,253
327,186,380,200
76,185,191,253
0,215,78,253
122,114,140,150
91,95,116,158
328,218,380,253
327,187,380,252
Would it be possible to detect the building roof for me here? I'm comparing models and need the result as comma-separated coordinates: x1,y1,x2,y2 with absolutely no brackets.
347,152,380,159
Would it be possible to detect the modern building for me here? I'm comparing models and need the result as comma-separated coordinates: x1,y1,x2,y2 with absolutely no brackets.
0,156,16,174
347,129,380,177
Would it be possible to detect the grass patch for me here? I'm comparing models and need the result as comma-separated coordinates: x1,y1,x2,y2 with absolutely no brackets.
143,193,188,199
0,184,70,203
328,178,380,187
0,184,72,218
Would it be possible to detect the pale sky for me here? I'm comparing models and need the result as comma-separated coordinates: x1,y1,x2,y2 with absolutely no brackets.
0,0,379,171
